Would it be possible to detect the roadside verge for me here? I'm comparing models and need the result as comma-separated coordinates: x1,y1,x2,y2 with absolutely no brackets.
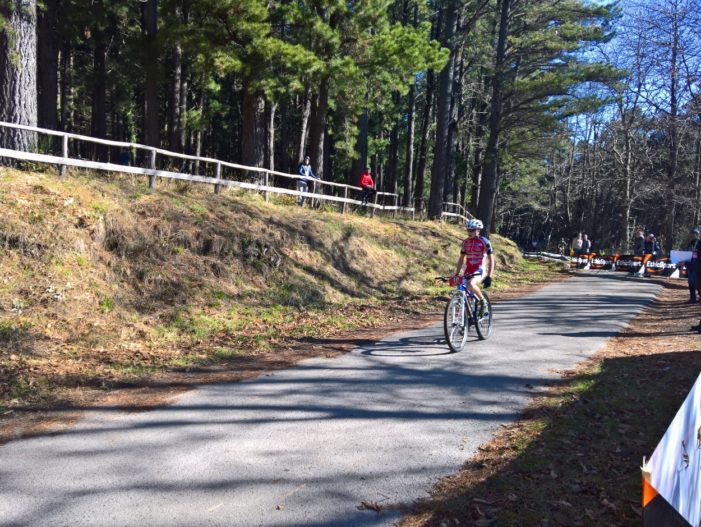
399,279,701,526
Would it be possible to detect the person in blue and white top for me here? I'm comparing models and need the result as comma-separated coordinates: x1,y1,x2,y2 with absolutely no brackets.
297,155,317,207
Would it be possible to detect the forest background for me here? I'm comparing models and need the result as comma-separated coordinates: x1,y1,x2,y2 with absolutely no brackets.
1,0,700,253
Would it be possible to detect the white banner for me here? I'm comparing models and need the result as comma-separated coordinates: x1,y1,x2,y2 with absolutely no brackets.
643,372,701,525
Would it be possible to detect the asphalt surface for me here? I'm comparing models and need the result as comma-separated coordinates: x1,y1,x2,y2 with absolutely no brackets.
0,273,661,527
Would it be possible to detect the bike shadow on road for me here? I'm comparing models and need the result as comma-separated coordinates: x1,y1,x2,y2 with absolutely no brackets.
356,334,463,357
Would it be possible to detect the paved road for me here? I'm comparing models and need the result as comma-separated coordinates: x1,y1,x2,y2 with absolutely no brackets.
0,274,661,527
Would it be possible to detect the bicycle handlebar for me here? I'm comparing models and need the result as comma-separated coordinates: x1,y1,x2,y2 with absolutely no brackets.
435,274,481,282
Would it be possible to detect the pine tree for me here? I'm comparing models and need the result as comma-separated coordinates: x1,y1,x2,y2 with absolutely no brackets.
0,0,37,155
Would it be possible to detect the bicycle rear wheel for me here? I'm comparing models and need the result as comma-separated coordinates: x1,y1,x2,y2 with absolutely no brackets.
475,292,493,340
444,295,468,353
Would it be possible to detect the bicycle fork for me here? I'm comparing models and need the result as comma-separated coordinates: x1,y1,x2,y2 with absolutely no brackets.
454,291,470,328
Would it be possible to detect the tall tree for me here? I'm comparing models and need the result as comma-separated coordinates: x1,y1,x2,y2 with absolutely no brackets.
0,0,38,154
37,0,59,131
476,0,510,232
142,0,159,148
427,2,458,219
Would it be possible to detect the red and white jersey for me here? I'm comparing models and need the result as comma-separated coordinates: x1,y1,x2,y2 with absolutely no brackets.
460,235,493,274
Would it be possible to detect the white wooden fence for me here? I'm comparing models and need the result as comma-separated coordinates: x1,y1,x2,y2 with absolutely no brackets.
0,121,472,223
442,201,474,223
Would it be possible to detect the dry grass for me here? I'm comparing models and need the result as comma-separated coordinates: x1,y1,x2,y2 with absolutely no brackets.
0,167,563,442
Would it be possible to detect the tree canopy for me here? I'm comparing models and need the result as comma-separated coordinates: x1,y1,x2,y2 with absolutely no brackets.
2,0,698,248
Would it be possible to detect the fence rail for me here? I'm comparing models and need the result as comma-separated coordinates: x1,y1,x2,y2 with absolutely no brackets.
0,121,472,222
442,201,473,224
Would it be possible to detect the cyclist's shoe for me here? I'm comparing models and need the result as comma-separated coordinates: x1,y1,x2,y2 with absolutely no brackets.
478,300,486,317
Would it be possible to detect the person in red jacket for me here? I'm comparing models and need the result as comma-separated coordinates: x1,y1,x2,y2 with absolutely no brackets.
359,167,376,206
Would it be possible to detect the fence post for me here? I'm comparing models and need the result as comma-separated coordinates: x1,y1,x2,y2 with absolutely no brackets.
371,191,378,218
264,171,269,202
342,187,348,214
214,162,221,194
59,134,68,177
148,149,157,192
393,194,398,219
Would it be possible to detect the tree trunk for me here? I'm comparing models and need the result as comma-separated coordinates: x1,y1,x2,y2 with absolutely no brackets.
59,40,74,132
142,0,159,148
241,84,266,169
663,15,680,253
169,43,182,151
469,134,484,213
693,135,701,227
298,88,311,163
476,0,511,233
443,39,463,204
91,40,108,160
386,92,401,196
350,106,369,185
37,0,59,132
308,78,329,181
428,3,458,219
323,124,332,184
278,100,291,173
620,133,632,249
0,0,38,156
179,64,188,152
193,82,206,175
401,1,418,208
265,101,277,171
403,81,416,207
415,70,436,212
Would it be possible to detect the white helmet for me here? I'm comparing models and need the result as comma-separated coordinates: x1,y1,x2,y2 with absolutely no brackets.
466,219,483,230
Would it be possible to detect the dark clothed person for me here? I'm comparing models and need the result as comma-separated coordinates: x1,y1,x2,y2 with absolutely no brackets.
297,156,317,207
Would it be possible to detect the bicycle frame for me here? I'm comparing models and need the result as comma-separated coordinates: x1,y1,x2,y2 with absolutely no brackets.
440,274,493,352
452,283,479,327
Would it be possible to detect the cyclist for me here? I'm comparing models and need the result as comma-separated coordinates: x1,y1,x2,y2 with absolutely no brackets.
453,218,495,313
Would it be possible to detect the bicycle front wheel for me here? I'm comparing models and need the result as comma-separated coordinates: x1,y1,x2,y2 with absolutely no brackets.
444,295,468,353
475,292,493,340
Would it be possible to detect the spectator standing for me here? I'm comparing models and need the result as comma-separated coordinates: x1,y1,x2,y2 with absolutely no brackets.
689,229,701,331
686,227,700,304
634,230,645,255
644,234,660,256
581,234,591,254
118,150,131,166
573,233,583,255
359,167,376,206
297,155,317,207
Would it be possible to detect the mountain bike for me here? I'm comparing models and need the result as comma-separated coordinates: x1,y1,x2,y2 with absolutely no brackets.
436,275,493,352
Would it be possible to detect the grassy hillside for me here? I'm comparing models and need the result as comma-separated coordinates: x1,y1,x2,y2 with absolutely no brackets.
0,167,554,413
